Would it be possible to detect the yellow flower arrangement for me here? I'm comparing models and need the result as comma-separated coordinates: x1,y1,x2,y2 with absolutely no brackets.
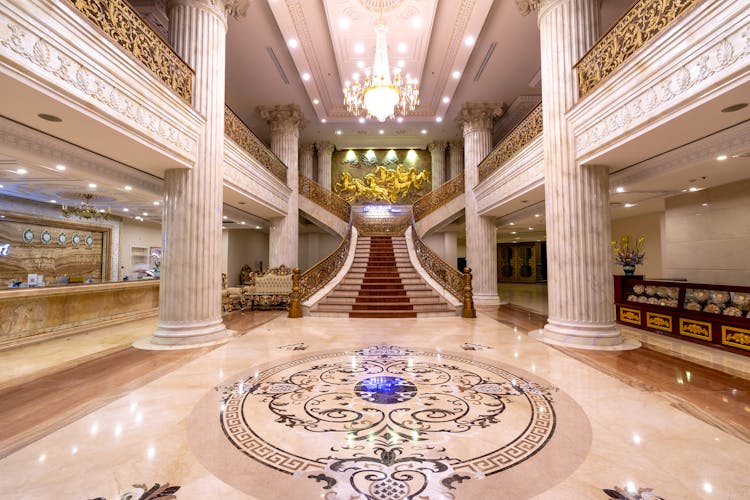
611,234,645,266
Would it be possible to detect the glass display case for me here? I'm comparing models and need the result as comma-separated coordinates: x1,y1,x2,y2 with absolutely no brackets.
614,276,750,356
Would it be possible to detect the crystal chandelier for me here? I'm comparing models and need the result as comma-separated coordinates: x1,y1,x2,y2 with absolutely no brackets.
343,4,419,122
61,193,111,220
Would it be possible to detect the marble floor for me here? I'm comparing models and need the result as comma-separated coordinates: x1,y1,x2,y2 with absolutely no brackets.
499,282,549,315
0,310,748,499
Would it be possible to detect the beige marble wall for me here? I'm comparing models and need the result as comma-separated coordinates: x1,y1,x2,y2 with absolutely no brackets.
119,221,162,277
662,179,750,285
611,212,664,279
299,232,340,271
226,229,269,286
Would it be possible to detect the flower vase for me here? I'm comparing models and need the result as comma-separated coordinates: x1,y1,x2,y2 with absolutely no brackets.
622,264,636,276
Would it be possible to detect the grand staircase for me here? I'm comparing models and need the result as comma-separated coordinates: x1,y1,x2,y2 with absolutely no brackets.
311,235,455,318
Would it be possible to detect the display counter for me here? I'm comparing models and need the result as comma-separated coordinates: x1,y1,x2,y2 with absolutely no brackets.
614,275,750,356
0,280,159,350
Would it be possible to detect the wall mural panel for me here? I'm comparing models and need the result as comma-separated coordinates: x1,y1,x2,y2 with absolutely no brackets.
332,148,431,205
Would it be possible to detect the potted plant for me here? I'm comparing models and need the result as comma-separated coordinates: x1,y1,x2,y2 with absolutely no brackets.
611,235,645,275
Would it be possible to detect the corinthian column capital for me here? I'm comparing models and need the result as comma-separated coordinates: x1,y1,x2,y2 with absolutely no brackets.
515,0,542,16
428,140,447,153
316,141,335,156
168,0,249,22
460,102,503,135
257,104,307,135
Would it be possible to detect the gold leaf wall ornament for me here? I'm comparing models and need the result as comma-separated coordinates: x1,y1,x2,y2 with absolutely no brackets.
413,173,465,222
225,106,288,183
575,0,700,98
333,165,430,204
299,176,351,222
477,103,543,183
68,0,193,103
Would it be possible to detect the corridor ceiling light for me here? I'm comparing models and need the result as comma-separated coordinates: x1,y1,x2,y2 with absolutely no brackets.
49,199,56,203
397,43,407,53
528,227,534,230
123,208,129,212
397,60,405,68
88,183,96,188
223,215,227,220
336,130,342,135
379,129,384,134
321,118,327,123
509,222,515,225
153,201,160,206
343,3,419,123
142,212,148,216
339,17,350,30
464,36,475,46
452,71,461,79
255,226,261,229
511,231,517,234
354,43,365,54
624,203,636,208
55,164,66,171
313,99,319,105
124,185,132,191
688,187,699,192
615,186,625,193
716,154,727,161
421,129,427,134
534,213,540,217
357,61,365,69
16,168,27,174
240,221,246,225
442,96,450,103
287,38,298,48
62,193,110,220
411,16,422,28
302,73,311,81
436,117,443,122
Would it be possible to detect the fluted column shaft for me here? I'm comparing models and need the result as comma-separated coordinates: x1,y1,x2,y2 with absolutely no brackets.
428,141,447,189
299,143,314,179
258,105,304,269
534,0,622,346
449,141,464,179
316,141,334,190
153,0,240,345
461,103,502,306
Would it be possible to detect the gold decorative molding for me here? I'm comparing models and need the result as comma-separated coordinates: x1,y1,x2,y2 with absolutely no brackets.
722,325,750,351
299,175,351,222
574,0,700,98
225,106,288,183
646,312,672,332
619,307,641,325
413,173,464,222
679,317,712,341
67,0,194,102
300,226,352,301
478,103,543,183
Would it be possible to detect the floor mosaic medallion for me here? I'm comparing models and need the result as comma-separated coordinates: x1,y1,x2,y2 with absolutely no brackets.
189,345,592,499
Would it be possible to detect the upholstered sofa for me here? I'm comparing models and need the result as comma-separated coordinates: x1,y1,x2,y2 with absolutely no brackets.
245,265,293,310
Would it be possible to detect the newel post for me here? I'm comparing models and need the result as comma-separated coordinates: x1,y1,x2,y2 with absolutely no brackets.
288,268,303,318
462,267,477,318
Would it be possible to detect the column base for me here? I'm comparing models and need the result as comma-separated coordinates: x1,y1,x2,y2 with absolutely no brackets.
473,292,501,307
532,318,641,351
138,318,234,350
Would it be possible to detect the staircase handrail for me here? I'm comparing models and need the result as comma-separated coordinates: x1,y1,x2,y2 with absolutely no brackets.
298,216,354,303
299,175,351,222
353,211,411,236
412,173,464,222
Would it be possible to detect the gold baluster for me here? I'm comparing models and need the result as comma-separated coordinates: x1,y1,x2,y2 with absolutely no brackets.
462,267,476,319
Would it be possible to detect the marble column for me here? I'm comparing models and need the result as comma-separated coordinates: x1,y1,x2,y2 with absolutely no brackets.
299,143,314,180
150,0,247,347
449,141,464,179
461,103,503,306
258,105,305,269
316,141,334,190
428,141,447,189
520,0,624,347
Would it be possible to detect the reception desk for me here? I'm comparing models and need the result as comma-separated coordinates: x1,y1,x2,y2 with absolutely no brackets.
0,280,159,350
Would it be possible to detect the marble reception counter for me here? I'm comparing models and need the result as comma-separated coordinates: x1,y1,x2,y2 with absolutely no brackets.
0,280,158,350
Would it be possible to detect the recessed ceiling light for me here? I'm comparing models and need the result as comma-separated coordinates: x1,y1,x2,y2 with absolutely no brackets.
615,186,625,193
716,154,727,161
397,60,405,68
464,36,475,46
721,103,748,113
255,226,261,230
223,215,228,220
0,184,4,189
141,212,148,216
37,113,62,122
240,221,246,225
701,203,709,207
123,208,129,212
534,213,540,217
528,227,534,230
302,72,311,81
357,61,364,69
359,117,365,124
442,96,450,104
313,99,319,105
287,38,298,48
354,43,364,54
421,129,427,134
49,199,56,204
509,222,515,226
124,185,132,191
339,17,350,30
379,129,384,134
321,118,327,123
436,117,443,123
411,16,422,28
689,186,700,192
511,231,517,234
624,203,636,208
88,183,96,188
16,168,27,175
452,71,461,79
336,130,342,135
55,164,66,171
352,72,360,80
397,42,407,53
153,201,160,206
396,117,403,123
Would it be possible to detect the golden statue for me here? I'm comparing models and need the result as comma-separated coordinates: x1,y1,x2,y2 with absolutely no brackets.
334,165,430,204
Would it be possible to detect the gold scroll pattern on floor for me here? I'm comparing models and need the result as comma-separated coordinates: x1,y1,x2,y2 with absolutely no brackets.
334,165,430,204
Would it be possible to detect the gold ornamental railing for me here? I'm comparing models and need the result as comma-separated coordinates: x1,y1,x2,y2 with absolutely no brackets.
299,176,351,222
477,103,543,183
410,212,476,317
68,0,193,102
299,222,353,301
575,0,700,98
225,106,288,183
412,173,465,222
353,212,411,236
